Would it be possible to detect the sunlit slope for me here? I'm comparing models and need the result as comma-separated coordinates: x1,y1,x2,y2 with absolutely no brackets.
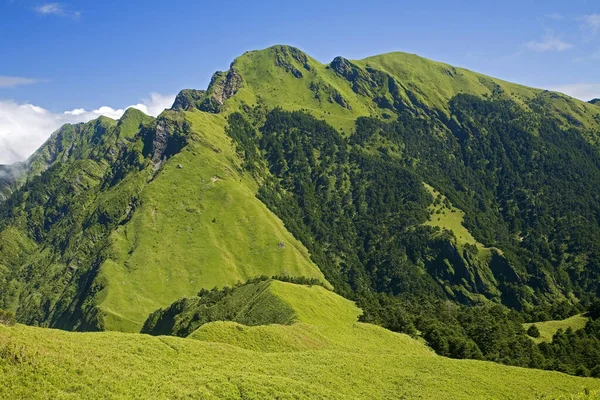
2,282,599,399
0,107,324,332
187,280,432,354
97,111,325,332
210,45,600,136
524,314,590,344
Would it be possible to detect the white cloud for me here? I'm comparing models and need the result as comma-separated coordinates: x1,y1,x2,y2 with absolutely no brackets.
34,3,80,19
544,12,564,20
550,83,600,101
582,14,600,33
0,93,176,164
0,76,37,88
526,35,573,52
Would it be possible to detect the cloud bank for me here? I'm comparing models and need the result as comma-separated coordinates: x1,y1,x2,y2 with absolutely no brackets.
0,93,175,164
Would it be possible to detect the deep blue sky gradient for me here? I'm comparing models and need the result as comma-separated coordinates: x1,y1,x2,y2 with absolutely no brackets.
1,0,598,111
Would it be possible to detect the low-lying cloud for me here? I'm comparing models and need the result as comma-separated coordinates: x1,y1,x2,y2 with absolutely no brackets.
0,93,175,165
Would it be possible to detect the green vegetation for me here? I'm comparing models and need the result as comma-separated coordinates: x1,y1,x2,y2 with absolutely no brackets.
222,89,600,374
524,315,589,343
97,110,325,331
2,282,600,399
0,107,324,332
528,324,541,338
2,44,600,395
0,309,15,326
423,183,480,246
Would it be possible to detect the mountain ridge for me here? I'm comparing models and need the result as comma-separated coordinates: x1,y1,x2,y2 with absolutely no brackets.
1,44,600,335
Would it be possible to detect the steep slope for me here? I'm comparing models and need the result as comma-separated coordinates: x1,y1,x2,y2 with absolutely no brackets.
0,105,325,332
192,45,599,135
178,45,600,309
2,282,599,399
2,44,600,338
96,110,325,332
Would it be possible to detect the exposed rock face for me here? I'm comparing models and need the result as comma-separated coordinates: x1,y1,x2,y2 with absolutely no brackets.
329,57,413,113
273,45,312,78
172,89,206,111
309,81,351,109
143,117,189,165
329,56,357,81
198,68,243,113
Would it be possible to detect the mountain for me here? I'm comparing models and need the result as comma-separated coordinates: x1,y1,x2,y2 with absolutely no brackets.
2,45,600,384
0,100,324,332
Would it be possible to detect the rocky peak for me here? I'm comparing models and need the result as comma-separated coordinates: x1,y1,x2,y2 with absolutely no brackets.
272,45,312,78
172,89,206,111
198,68,243,113
329,56,358,80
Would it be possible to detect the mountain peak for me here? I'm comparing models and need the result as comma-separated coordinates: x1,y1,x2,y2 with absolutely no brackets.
171,89,206,111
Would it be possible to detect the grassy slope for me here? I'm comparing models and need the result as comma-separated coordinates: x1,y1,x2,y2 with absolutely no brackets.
97,111,325,332
359,51,600,130
225,46,600,134
2,282,599,399
96,46,600,332
423,183,480,246
524,314,590,344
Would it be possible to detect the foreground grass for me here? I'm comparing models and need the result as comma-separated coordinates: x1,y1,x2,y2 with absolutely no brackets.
2,323,599,399
524,314,590,344
2,282,600,399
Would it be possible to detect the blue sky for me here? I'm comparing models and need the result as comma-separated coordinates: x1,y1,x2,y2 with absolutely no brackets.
0,0,599,163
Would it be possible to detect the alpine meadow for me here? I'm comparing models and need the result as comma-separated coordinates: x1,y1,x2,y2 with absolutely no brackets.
3,40,600,399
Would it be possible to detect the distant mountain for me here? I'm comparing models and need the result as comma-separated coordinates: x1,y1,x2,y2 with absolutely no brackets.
591,98,600,105
1,44,600,343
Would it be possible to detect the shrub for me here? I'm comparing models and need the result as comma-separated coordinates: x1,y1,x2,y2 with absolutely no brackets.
527,324,540,338
0,309,16,326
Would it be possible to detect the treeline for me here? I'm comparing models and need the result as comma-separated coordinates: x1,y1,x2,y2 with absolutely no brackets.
360,294,600,376
142,276,321,336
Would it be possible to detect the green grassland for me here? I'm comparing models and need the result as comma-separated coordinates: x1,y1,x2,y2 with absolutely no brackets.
97,110,326,332
524,314,590,344
423,183,480,246
220,46,600,136
2,281,600,399
3,45,600,332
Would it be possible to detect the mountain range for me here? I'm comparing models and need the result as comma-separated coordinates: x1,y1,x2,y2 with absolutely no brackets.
2,45,600,398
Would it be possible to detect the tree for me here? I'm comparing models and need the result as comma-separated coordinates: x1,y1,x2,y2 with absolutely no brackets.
527,325,541,338
0,309,15,326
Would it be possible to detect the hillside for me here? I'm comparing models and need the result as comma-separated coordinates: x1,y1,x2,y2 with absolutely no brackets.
0,103,325,332
2,45,600,381
2,281,599,399
524,314,589,344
